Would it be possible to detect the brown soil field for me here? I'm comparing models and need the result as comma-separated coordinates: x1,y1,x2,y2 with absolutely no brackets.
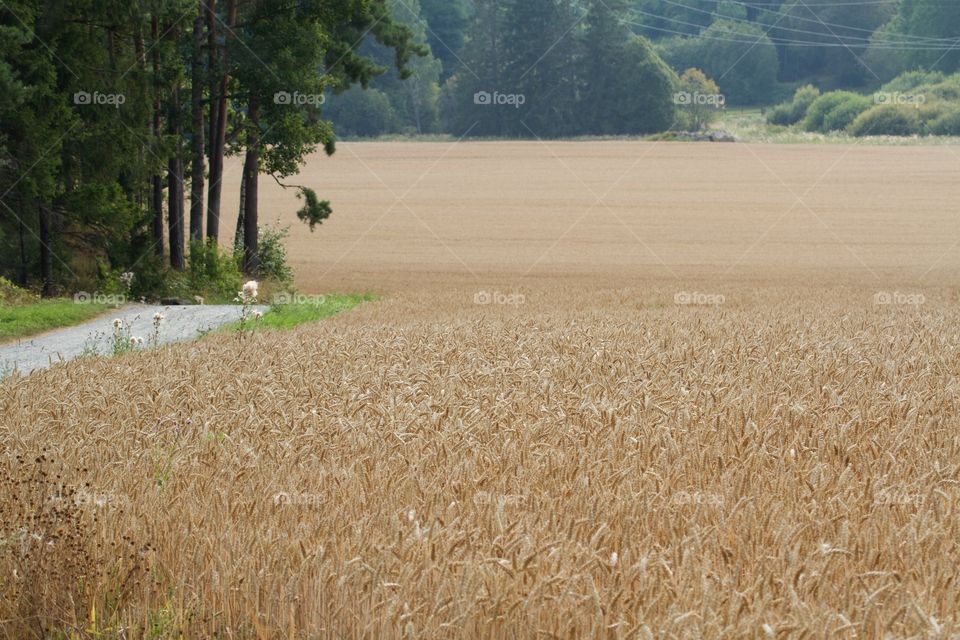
222,141,960,291
2,142,960,638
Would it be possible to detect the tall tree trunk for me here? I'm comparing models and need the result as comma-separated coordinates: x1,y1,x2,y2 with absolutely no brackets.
151,16,164,258
18,202,28,287
38,202,53,297
190,7,206,243
168,67,186,271
235,167,246,249
242,96,260,276
206,0,236,242
205,0,220,241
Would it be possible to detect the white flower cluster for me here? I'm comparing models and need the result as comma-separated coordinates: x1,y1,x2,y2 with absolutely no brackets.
236,280,259,304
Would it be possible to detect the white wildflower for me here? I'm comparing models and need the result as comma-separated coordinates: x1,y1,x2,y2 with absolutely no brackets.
253,310,263,320
242,280,259,301
112,319,123,330
153,312,165,325
609,551,618,566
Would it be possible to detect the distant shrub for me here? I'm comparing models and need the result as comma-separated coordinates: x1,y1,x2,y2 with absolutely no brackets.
803,91,869,132
255,226,295,285
929,106,960,135
766,104,793,126
849,104,921,137
181,239,243,302
767,84,820,126
882,70,945,94
0,276,36,305
822,94,873,132
923,76,960,102
917,99,949,123
125,251,169,301
674,68,724,131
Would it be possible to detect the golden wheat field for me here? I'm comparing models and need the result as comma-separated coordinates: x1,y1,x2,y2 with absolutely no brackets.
3,142,960,638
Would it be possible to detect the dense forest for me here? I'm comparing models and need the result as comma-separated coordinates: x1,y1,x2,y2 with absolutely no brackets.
333,0,960,135
1,0,958,296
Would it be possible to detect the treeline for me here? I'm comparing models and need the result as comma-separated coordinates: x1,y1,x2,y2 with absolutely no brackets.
0,1,421,295
330,0,960,135
325,0,681,138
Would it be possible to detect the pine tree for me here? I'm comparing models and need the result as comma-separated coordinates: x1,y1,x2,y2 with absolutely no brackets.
420,0,470,80
501,0,579,137
579,0,633,134
443,0,510,137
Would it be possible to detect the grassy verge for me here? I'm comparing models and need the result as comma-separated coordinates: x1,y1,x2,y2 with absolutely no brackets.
0,300,111,343
223,293,377,333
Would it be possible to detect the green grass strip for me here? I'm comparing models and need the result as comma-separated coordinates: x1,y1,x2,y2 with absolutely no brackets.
0,300,111,343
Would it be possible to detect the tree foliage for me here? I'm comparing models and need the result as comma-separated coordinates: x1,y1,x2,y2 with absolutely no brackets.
0,0,422,291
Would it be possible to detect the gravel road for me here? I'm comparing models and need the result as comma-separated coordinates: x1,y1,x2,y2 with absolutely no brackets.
0,304,268,377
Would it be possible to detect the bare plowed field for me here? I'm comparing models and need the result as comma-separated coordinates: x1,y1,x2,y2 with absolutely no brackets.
221,141,960,291
3,142,960,638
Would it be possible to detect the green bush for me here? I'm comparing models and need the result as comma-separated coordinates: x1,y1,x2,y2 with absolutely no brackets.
923,76,960,102
125,251,169,301
674,68,723,131
181,240,243,302
929,106,960,135
822,94,873,132
881,70,945,94
917,99,949,123
767,84,820,126
849,104,921,137
254,226,295,285
766,104,794,126
803,91,869,132
0,276,37,305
